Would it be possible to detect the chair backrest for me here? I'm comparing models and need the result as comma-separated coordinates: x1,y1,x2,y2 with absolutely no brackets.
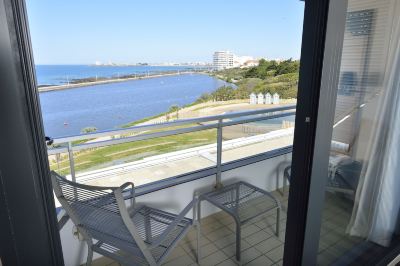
51,172,160,265
51,172,137,247
335,161,363,189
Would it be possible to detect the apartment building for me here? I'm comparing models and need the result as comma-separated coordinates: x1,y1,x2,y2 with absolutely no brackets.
213,51,234,70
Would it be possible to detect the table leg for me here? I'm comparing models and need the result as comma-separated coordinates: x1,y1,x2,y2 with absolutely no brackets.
196,200,202,263
236,221,241,262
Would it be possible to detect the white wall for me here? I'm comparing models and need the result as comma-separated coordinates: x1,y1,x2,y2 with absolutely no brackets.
59,153,292,265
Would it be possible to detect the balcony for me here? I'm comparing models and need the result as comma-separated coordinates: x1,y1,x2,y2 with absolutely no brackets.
49,104,376,266
47,105,295,196
49,106,292,264
49,102,388,266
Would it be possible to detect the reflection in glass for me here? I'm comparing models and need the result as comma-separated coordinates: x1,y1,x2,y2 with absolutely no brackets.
317,0,400,264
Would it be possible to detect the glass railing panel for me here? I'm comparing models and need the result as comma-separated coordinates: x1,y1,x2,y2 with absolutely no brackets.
48,151,71,177
221,115,295,163
49,128,217,187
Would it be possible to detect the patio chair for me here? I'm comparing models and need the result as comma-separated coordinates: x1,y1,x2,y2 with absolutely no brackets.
51,171,197,266
283,159,362,196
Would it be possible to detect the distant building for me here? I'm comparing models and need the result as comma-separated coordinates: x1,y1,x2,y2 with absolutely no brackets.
241,60,260,68
257,93,264,104
265,93,272,104
273,93,280,104
233,55,254,68
250,93,257,104
213,51,234,70
214,52,263,69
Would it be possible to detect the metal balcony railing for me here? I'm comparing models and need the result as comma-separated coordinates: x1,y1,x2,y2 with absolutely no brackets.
47,104,296,189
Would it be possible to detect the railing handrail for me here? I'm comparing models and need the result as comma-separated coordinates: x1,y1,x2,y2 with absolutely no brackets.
50,104,296,145
48,111,295,155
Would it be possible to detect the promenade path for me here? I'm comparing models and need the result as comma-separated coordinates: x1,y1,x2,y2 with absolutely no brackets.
73,129,294,187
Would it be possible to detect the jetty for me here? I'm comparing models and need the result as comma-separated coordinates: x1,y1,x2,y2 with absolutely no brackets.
38,70,208,92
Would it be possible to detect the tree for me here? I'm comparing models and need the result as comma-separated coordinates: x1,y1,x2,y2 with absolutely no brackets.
244,59,299,79
207,58,300,101
211,86,235,101
233,88,249,99
196,93,212,103
244,67,258,78
275,59,299,76
168,104,180,119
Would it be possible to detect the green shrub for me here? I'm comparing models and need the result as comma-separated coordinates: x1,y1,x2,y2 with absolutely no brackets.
81,127,98,134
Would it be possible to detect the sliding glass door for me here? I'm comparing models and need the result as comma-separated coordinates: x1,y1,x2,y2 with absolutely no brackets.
303,0,400,264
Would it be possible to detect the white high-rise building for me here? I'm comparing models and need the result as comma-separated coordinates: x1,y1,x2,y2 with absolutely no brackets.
213,51,234,70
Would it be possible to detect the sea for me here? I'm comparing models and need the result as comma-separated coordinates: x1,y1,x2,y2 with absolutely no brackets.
37,65,229,137
35,65,206,86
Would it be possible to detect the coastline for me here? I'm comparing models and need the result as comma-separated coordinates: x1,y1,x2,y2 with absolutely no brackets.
38,71,208,92
121,98,297,128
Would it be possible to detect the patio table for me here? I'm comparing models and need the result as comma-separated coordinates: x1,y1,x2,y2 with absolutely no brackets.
197,181,281,262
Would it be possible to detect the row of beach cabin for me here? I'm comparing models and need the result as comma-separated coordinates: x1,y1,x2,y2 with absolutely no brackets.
250,92,280,105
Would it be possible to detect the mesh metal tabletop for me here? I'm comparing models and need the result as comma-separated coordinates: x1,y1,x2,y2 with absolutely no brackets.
200,181,280,224
197,181,281,262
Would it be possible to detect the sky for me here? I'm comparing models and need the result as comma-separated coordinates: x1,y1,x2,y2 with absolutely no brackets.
26,0,305,65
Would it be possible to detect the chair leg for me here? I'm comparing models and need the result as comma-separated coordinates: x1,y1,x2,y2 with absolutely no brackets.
283,176,287,194
86,245,93,266
276,208,280,237
197,221,201,264
144,209,152,243
196,200,202,264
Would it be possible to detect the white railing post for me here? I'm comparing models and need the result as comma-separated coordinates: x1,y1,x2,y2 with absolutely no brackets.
216,118,223,188
67,142,76,182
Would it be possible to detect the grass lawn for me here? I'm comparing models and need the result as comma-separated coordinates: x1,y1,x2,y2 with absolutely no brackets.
50,128,217,176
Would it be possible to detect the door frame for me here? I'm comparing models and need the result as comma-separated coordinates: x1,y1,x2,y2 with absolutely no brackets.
283,0,331,264
0,0,63,265
6,0,393,265
0,0,334,264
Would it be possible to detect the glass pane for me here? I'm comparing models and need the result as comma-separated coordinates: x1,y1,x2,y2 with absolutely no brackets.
317,0,400,264
26,0,304,265
48,151,71,177
48,128,217,187
222,115,295,163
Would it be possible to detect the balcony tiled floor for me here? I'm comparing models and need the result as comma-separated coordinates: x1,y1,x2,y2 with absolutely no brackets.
91,189,370,266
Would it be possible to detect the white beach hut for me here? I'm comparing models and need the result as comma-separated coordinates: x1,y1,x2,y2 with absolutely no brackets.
272,93,280,104
257,93,264,104
265,93,272,104
249,93,257,104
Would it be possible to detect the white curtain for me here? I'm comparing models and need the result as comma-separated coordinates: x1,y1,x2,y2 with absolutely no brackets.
347,1,400,247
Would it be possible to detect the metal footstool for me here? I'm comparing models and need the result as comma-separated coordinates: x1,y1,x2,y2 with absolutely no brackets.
197,181,281,262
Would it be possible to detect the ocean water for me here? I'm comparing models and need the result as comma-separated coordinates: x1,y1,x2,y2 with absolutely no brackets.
35,65,206,85
39,74,230,137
